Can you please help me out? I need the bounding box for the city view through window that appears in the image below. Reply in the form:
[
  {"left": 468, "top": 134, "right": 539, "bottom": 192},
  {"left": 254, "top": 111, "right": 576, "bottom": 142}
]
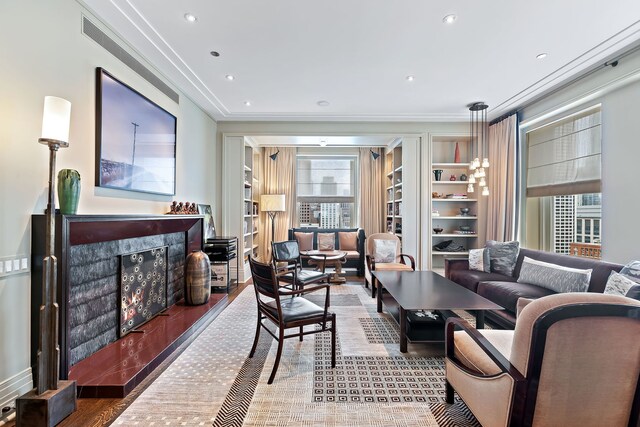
[
  {"left": 296, "top": 156, "right": 356, "bottom": 228},
  {"left": 552, "top": 193, "right": 602, "bottom": 258}
]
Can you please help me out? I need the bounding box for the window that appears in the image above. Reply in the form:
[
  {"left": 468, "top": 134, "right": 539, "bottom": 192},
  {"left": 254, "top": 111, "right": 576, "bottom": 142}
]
[
  {"left": 296, "top": 155, "right": 357, "bottom": 228},
  {"left": 523, "top": 106, "right": 602, "bottom": 258}
]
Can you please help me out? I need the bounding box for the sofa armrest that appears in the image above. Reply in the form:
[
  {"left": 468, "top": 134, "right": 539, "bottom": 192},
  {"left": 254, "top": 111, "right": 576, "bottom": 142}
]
[{"left": 445, "top": 258, "right": 470, "bottom": 279}]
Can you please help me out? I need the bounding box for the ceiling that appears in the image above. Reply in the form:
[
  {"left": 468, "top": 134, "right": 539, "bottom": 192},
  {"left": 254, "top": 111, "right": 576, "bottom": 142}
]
[{"left": 81, "top": 0, "right": 640, "bottom": 122}]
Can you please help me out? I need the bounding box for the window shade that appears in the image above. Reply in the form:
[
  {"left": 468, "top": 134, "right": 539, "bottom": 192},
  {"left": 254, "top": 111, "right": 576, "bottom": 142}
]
[
  {"left": 296, "top": 156, "right": 356, "bottom": 198},
  {"left": 526, "top": 106, "right": 601, "bottom": 197}
]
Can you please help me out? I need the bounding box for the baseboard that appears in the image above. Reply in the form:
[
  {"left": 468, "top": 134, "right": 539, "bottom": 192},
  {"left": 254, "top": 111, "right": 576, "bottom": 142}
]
[{"left": 0, "top": 368, "right": 33, "bottom": 411}]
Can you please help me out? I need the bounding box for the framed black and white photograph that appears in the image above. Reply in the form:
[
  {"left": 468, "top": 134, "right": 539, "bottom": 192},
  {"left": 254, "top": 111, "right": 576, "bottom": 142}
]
[
  {"left": 96, "top": 68, "right": 177, "bottom": 196},
  {"left": 198, "top": 204, "right": 216, "bottom": 240}
]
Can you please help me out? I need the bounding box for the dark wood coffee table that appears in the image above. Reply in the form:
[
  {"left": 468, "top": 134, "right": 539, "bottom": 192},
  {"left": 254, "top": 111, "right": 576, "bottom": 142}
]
[{"left": 372, "top": 271, "right": 503, "bottom": 352}]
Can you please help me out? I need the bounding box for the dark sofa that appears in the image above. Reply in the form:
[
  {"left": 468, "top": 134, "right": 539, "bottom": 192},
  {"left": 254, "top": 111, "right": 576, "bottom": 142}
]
[
  {"left": 288, "top": 227, "right": 366, "bottom": 276},
  {"left": 445, "top": 247, "right": 624, "bottom": 329}
]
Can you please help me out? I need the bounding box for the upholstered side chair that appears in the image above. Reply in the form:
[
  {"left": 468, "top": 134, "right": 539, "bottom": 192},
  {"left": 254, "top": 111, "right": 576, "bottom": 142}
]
[
  {"left": 445, "top": 293, "right": 640, "bottom": 427},
  {"left": 365, "top": 233, "right": 415, "bottom": 298},
  {"left": 248, "top": 256, "right": 336, "bottom": 384}
]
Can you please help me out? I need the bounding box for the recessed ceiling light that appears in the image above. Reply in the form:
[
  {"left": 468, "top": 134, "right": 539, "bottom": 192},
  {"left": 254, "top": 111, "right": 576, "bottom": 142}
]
[
  {"left": 244, "top": 101, "right": 251, "bottom": 107},
  {"left": 210, "top": 51, "right": 220, "bottom": 57},
  {"left": 442, "top": 14, "right": 457, "bottom": 24},
  {"left": 536, "top": 53, "right": 548, "bottom": 59},
  {"left": 184, "top": 13, "right": 197, "bottom": 23},
  {"left": 225, "top": 75, "right": 235, "bottom": 81},
  {"left": 406, "top": 75, "right": 415, "bottom": 82},
  {"left": 317, "top": 100, "right": 330, "bottom": 107},
  {"left": 319, "top": 140, "right": 327, "bottom": 147}
]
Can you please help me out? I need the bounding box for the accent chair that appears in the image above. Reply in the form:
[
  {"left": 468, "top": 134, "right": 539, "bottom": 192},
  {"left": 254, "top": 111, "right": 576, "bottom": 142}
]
[
  {"left": 365, "top": 233, "right": 415, "bottom": 298},
  {"left": 271, "top": 240, "right": 329, "bottom": 290}
]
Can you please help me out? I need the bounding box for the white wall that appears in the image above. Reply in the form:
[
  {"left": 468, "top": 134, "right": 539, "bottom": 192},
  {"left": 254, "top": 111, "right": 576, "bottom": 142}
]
[
  {"left": 520, "top": 50, "right": 640, "bottom": 263},
  {"left": 0, "top": 0, "right": 217, "bottom": 408}
]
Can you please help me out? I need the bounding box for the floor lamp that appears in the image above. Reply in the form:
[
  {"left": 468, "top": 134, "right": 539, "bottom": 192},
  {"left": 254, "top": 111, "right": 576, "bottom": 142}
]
[
  {"left": 260, "top": 194, "right": 286, "bottom": 246},
  {"left": 17, "top": 97, "right": 77, "bottom": 426}
]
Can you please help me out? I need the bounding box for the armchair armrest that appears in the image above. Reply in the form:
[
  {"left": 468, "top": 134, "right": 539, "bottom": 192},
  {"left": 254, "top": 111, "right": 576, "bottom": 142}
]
[
  {"left": 398, "top": 253, "right": 416, "bottom": 270},
  {"left": 444, "top": 258, "right": 470, "bottom": 279},
  {"left": 445, "top": 317, "right": 524, "bottom": 381},
  {"left": 279, "top": 284, "right": 331, "bottom": 312}
]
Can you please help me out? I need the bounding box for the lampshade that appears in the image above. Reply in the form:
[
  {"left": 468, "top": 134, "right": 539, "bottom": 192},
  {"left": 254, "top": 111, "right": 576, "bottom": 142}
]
[
  {"left": 40, "top": 96, "right": 71, "bottom": 144},
  {"left": 260, "top": 194, "right": 286, "bottom": 212}
]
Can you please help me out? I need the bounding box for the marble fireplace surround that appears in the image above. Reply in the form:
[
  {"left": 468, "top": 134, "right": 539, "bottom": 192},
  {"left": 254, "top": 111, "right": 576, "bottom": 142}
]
[{"left": 30, "top": 214, "right": 204, "bottom": 383}]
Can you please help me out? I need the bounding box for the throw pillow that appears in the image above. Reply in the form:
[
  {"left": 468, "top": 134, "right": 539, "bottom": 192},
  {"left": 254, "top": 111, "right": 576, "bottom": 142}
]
[
  {"left": 373, "top": 239, "right": 397, "bottom": 263},
  {"left": 468, "top": 248, "right": 490, "bottom": 272},
  {"left": 294, "top": 232, "right": 314, "bottom": 252},
  {"left": 517, "top": 256, "right": 591, "bottom": 293},
  {"left": 317, "top": 232, "right": 335, "bottom": 251},
  {"left": 604, "top": 271, "right": 640, "bottom": 299},
  {"left": 486, "top": 240, "right": 520, "bottom": 276},
  {"left": 338, "top": 231, "right": 358, "bottom": 251},
  {"left": 620, "top": 260, "right": 640, "bottom": 283}
]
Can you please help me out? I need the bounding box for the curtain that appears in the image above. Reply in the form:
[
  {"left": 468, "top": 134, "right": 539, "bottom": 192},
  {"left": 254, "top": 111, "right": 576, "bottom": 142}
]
[
  {"left": 486, "top": 114, "right": 517, "bottom": 241},
  {"left": 357, "top": 147, "right": 385, "bottom": 237},
  {"left": 260, "top": 147, "right": 296, "bottom": 260}
]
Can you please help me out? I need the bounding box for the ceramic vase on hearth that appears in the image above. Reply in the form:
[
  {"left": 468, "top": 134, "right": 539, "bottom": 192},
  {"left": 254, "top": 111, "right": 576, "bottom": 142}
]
[
  {"left": 57, "top": 169, "right": 80, "bottom": 214},
  {"left": 185, "top": 250, "right": 211, "bottom": 305}
]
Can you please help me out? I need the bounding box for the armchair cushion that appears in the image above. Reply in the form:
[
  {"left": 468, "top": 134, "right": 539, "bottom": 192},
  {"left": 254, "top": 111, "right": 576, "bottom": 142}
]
[
  {"left": 318, "top": 233, "right": 335, "bottom": 250},
  {"left": 278, "top": 269, "right": 327, "bottom": 285},
  {"left": 338, "top": 231, "right": 358, "bottom": 251},
  {"left": 477, "top": 281, "right": 555, "bottom": 315},
  {"left": 373, "top": 239, "right": 397, "bottom": 263},
  {"left": 264, "top": 297, "right": 326, "bottom": 323},
  {"left": 373, "top": 262, "right": 413, "bottom": 271},
  {"left": 294, "top": 232, "right": 314, "bottom": 251},
  {"left": 453, "top": 329, "right": 514, "bottom": 375}
]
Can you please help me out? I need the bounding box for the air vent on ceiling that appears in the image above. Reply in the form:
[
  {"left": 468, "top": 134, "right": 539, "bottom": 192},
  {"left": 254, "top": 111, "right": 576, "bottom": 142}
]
[{"left": 82, "top": 16, "right": 179, "bottom": 104}]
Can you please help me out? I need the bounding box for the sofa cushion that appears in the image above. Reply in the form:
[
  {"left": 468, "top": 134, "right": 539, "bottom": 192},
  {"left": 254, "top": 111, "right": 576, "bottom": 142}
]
[
  {"left": 620, "top": 260, "right": 640, "bottom": 283},
  {"left": 486, "top": 241, "right": 520, "bottom": 276},
  {"left": 338, "top": 231, "right": 358, "bottom": 251},
  {"left": 517, "top": 256, "right": 591, "bottom": 293},
  {"left": 604, "top": 271, "right": 640, "bottom": 299},
  {"left": 343, "top": 250, "right": 360, "bottom": 259},
  {"left": 469, "top": 248, "right": 490, "bottom": 272},
  {"left": 449, "top": 270, "right": 517, "bottom": 293},
  {"left": 294, "top": 232, "right": 314, "bottom": 251},
  {"left": 477, "top": 281, "right": 556, "bottom": 314},
  {"left": 318, "top": 232, "right": 335, "bottom": 250}
]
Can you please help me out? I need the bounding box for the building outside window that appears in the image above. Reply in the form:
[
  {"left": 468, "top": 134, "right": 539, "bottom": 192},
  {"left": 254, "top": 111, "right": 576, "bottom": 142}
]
[{"left": 296, "top": 155, "right": 357, "bottom": 228}]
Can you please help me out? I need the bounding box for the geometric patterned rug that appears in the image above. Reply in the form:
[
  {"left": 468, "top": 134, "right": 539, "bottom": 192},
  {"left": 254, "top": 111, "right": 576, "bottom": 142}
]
[{"left": 113, "top": 283, "right": 481, "bottom": 426}]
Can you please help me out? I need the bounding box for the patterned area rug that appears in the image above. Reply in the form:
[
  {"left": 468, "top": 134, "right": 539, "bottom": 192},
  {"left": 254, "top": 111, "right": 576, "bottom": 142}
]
[{"left": 113, "top": 283, "right": 481, "bottom": 426}]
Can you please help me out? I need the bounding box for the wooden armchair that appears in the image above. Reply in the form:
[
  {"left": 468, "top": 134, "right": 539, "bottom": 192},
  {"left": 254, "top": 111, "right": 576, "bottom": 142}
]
[
  {"left": 248, "top": 256, "right": 336, "bottom": 384},
  {"left": 271, "top": 240, "right": 329, "bottom": 290},
  {"left": 445, "top": 293, "right": 640, "bottom": 427},
  {"left": 364, "top": 233, "right": 415, "bottom": 298}
]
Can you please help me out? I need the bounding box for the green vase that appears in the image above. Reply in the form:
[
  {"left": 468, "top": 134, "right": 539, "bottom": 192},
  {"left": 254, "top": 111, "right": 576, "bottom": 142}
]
[{"left": 57, "top": 169, "right": 81, "bottom": 215}]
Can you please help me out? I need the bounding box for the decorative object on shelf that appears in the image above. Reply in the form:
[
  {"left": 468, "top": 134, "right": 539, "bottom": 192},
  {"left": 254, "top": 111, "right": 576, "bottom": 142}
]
[
  {"left": 459, "top": 225, "right": 472, "bottom": 232},
  {"left": 395, "top": 222, "right": 402, "bottom": 234},
  {"left": 432, "top": 192, "right": 442, "bottom": 198},
  {"left": 468, "top": 102, "right": 490, "bottom": 196},
  {"left": 261, "top": 194, "right": 286, "bottom": 244},
  {"left": 433, "top": 240, "right": 466, "bottom": 252},
  {"left": 454, "top": 142, "right": 461, "bottom": 163},
  {"left": 168, "top": 201, "right": 199, "bottom": 214},
  {"left": 445, "top": 194, "right": 468, "bottom": 199},
  {"left": 432, "top": 208, "right": 440, "bottom": 217},
  {"left": 184, "top": 250, "right": 211, "bottom": 305},
  {"left": 17, "top": 96, "right": 77, "bottom": 426},
  {"left": 57, "top": 169, "right": 80, "bottom": 215},
  {"left": 459, "top": 207, "right": 471, "bottom": 216},
  {"left": 460, "top": 173, "right": 467, "bottom": 181},
  {"left": 370, "top": 148, "right": 380, "bottom": 160},
  {"left": 449, "top": 174, "right": 457, "bottom": 181},
  {"left": 433, "top": 227, "right": 443, "bottom": 234},
  {"left": 197, "top": 204, "right": 216, "bottom": 239},
  {"left": 433, "top": 169, "right": 443, "bottom": 181}
]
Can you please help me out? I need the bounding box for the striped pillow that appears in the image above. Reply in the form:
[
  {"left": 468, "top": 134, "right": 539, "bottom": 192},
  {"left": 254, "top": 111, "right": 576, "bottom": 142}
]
[{"left": 517, "top": 256, "right": 591, "bottom": 293}]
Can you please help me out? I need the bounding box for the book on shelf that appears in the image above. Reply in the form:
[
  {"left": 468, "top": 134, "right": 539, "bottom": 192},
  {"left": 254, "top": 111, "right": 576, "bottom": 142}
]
[{"left": 445, "top": 194, "right": 468, "bottom": 199}]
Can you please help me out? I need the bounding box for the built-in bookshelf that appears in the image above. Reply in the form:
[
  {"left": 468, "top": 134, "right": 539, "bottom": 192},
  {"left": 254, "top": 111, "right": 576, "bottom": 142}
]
[{"left": 385, "top": 145, "right": 403, "bottom": 238}]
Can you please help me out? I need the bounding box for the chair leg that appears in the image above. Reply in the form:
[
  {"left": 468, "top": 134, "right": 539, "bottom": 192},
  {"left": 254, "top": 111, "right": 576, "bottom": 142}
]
[
  {"left": 371, "top": 277, "right": 377, "bottom": 298},
  {"left": 299, "top": 325, "right": 303, "bottom": 341},
  {"left": 364, "top": 277, "right": 369, "bottom": 289},
  {"left": 249, "top": 314, "right": 261, "bottom": 358},
  {"left": 445, "top": 380, "right": 455, "bottom": 404},
  {"left": 268, "top": 328, "right": 285, "bottom": 384},
  {"left": 331, "top": 313, "right": 336, "bottom": 368}
]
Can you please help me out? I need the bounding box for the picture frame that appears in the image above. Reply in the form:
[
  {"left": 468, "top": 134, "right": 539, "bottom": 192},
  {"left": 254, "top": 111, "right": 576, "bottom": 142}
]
[
  {"left": 198, "top": 204, "right": 216, "bottom": 240},
  {"left": 95, "top": 68, "right": 177, "bottom": 196}
]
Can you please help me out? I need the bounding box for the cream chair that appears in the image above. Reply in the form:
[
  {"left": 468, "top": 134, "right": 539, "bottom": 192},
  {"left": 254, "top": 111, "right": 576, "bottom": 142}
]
[
  {"left": 445, "top": 293, "right": 640, "bottom": 427},
  {"left": 364, "top": 233, "right": 415, "bottom": 298}
]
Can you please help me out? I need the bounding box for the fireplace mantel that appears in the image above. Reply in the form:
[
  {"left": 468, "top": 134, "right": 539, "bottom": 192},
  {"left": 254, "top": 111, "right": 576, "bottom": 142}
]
[{"left": 30, "top": 214, "right": 204, "bottom": 381}]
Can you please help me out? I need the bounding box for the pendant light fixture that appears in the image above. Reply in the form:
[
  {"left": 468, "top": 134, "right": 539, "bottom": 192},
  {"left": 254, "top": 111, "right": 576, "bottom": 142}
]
[{"left": 468, "top": 102, "right": 490, "bottom": 197}]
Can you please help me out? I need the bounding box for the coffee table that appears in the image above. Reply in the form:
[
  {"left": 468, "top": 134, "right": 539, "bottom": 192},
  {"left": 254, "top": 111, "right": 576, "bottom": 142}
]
[
  {"left": 301, "top": 250, "right": 348, "bottom": 283},
  {"left": 372, "top": 270, "right": 503, "bottom": 352}
]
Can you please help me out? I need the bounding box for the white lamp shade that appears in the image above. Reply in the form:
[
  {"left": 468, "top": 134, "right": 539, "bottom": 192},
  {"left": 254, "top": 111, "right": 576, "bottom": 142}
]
[
  {"left": 467, "top": 184, "right": 474, "bottom": 193},
  {"left": 482, "top": 186, "right": 490, "bottom": 196},
  {"left": 260, "top": 194, "right": 286, "bottom": 212},
  {"left": 41, "top": 96, "right": 71, "bottom": 143}
]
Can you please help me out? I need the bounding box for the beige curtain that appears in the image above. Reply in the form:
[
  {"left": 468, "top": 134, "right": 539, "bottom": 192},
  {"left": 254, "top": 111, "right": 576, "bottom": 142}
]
[
  {"left": 358, "top": 147, "right": 385, "bottom": 238},
  {"left": 485, "top": 114, "right": 517, "bottom": 241},
  {"left": 260, "top": 147, "right": 296, "bottom": 260}
]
